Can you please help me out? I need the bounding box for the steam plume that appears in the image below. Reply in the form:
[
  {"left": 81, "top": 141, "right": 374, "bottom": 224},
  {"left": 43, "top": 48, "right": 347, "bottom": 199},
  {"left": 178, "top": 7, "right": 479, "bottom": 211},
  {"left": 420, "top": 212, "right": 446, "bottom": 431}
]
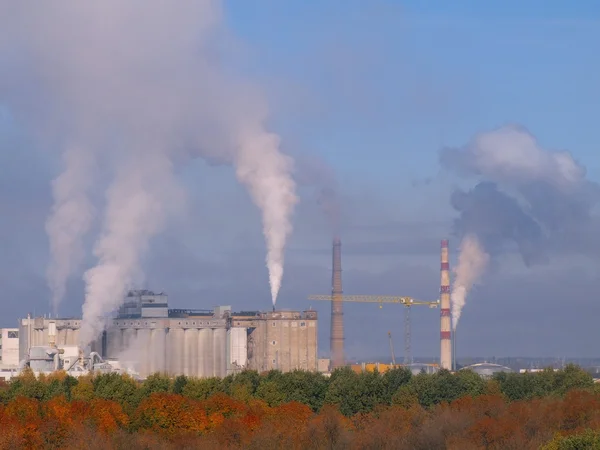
[
  {"left": 234, "top": 131, "right": 297, "bottom": 305},
  {"left": 80, "top": 151, "right": 181, "bottom": 346},
  {"left": 440, "top": 124, "right": 600, "bottom": 263},
  {"left": 45, "top": 147, "right": 95, "bottom": 314},
  {"left": 451, "top": 234, "right": 489, "bottom": 329},
  {"left": 2, "top": 1, "right": 297, "bottom": 343}
]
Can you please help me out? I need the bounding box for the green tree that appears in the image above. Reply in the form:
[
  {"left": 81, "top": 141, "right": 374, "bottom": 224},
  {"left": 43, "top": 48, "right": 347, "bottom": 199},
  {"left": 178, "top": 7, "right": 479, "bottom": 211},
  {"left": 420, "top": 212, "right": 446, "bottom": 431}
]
[
  {"left": 453, "top": 369, "right": 487, "bottom": 398},
  {"left": 392, "top": 384, "right": 419, "bottom": 408},
  {"left": 141, "top": 373, "right": 171, "bottom": 395},
  {"left": 324, "top": 367, "right": 365, "bottom": 416},
  {"left": 226, "top": 370, "right": 261, "bottom": 402},
  {"left": 541, "top": 429, "right": 600, "bottom": 450},
  {"left": 93, "top": 373, "right": 139, "bottom": 413},
  {"left": 182, "top": 377, "right": 222, "bottom": 400},
  {"left": 255, "top": 380, "right": 286, "bottom": 406},
  {"left": 553, "top": 364, "right": 594, "bottom": 395},
  {"left": 406, "top": 372, "right": 437, "bottom": 408},
  {"left": 382, "top": 367, "right": 412, "bottom": 403},
  {"left": 9, "top": 368, "right": 47, "bottom": 401},
  {"left": 172, "top": 375, "right": 188, "bottom": 394},
  {"left": 62, "top": 375, "right": 78, "bottom": 401},
  {"left": 279, "top": 370, "right": 328, "bottom": 412}
]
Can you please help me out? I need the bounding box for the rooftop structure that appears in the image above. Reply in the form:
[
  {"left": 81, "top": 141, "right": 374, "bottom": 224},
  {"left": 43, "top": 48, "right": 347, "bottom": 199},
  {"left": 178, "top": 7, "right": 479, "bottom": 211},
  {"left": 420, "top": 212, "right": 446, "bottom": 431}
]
[{"left": 462, "top": 362, "right": 513, "bottom": 377}]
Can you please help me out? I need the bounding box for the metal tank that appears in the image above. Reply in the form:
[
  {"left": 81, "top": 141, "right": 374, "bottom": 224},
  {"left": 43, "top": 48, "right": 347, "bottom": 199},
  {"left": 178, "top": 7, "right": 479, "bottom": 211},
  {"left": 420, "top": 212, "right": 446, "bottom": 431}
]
[
  {"left": 150, "top": 328, "right": 167, "bottom": 375},
  {"left": 198, "top": 329, "right": 212, "bottom": 378},
  {"left": 29, "top": 346, "right": 55, "bottom": 372},
  {"left": 213, "top": 328, "right": 227, "bottom": 378},
  {"left": 106, "top": 328, "right": 123, "bottom": 359},
  {"left": 136, "top": 328, "right": 152, "bottom": 378},
  {"left": 57, "top": 329, "right": 67, "bottom": 346},
  {"left": 183, "top": 328, "right": 199, "bottom": 377},
  {"left": 65, "top": 329, "right": 73, "bottom": 346},
  {"left": 122, "top": 328, "right": 136, "bottom": 351},
  {"left": 71, "top": 329, "right": 81, "bottom": 346},
  {"left": 168, "top": 328, "right": 185, "bottom": 376}
]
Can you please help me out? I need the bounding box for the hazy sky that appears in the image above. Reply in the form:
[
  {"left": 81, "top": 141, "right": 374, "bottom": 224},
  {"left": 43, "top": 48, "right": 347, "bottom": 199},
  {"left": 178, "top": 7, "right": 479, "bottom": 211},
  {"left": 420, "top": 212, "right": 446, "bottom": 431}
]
[{"left": 1, "top": 0, "right": 600, "bottom": 360}]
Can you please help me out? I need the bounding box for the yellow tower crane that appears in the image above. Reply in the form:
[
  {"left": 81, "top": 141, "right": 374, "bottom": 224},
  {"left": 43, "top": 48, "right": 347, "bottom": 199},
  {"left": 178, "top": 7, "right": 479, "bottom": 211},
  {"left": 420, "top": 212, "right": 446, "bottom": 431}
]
[{"left": 307, "top": 295, "right": 439, "bottom": 365}]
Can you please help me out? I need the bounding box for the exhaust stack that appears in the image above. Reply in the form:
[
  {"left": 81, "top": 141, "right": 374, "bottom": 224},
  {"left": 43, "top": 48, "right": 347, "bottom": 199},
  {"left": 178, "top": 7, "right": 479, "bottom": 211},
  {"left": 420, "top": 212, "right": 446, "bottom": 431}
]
[
  {"left": 440, "top": 239, "right": 452, "bottom": 370},
  {"left": 330, "top": 237, "right": 344, "bottom": 370}
]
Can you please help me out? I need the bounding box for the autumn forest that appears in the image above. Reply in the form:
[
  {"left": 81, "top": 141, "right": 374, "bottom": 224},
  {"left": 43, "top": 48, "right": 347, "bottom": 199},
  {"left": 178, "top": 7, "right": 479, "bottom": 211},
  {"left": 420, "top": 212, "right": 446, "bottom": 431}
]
[{"left": 1, "top": 365, "right": 600, "bottom": 449}]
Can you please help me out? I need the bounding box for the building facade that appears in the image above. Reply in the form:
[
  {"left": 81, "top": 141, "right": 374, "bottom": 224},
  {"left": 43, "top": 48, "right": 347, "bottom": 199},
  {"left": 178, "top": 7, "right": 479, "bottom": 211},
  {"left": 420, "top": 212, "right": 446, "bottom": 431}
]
[
  {"left": 17, "top": 291, "right": 319, "bottom": 378},
  {"left": 0, "top": 328, "right": 19, "bottom": 367},
  {"left": 233, "top": 310, "right": 318, "bottom": 373}
]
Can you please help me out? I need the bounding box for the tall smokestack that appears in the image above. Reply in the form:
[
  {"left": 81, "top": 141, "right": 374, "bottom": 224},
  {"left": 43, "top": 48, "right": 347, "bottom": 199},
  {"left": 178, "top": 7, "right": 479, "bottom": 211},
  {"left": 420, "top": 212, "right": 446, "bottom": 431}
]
[
  {"left": 440, "top": 239, "right": 452, "bottom": 370},
  {"left": 330, "top": 237, "right": 344, "bottom": 370}
]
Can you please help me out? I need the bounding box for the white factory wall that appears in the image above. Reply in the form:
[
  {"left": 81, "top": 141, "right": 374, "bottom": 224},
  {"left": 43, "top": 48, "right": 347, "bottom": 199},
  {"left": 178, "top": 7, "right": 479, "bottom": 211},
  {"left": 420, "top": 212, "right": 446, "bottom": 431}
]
[
  {"left": 227, "top": 327, "right": 248, "bottom": 374},
  {"left": 0, "top": 328, "right": 20, "bottom": 367}
]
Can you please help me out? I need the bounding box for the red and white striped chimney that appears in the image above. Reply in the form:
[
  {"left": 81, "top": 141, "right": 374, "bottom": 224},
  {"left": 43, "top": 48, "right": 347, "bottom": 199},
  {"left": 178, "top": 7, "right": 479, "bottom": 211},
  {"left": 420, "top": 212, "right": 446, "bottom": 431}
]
[{"left": 440, "top": 239, "right": 452, "bottom": 370}]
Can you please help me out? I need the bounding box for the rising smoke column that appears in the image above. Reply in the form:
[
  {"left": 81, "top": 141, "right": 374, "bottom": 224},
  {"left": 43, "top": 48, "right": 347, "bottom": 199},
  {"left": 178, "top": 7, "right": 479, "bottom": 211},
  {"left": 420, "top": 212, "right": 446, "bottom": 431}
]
[
  {"left": 233, "top": 130, "right": 297, "bottom": 306},
  {"left": 451, "top": 234, "right": 489, "bottom": 330},
  {"left": 45, "top": 147, "right": 95, "bottom": 315},
  {"left": 1, "top": 1, "right": 298, "bottom": 345},
  {"left": 79, "top": 150, "right": 182, "bottom": 346}
]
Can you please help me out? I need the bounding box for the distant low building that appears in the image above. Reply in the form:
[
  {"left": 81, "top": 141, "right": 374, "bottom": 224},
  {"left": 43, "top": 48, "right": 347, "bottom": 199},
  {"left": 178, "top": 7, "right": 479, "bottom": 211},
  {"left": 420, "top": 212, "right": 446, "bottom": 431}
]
[{"left": 462, "top": 362, "right": 512, "bottom": 378}]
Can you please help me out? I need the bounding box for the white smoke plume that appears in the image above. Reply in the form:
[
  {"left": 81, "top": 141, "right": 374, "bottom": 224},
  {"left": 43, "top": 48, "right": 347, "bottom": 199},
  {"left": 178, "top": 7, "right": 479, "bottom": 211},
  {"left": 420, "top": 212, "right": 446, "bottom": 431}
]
[
  {"left": 441, "top": 124, "right": 586, "bottom": 191},
  {"left": 234, "top": 131, "right": 297, "bottom": 305},
  {"left": 45, "top": 146, "right": 95, "bottom": 315},
  {"left": 441, "top": 124, "right": 600, "bottom": 265},
  {"left": 79, "top": 151, "right": 182, "bottom": 346},
  {"left": 1, "top": 1, "right": 297, "bottom": 345},
  {"left": 451, "top": 234, "right": 489, "bottom": 330}
]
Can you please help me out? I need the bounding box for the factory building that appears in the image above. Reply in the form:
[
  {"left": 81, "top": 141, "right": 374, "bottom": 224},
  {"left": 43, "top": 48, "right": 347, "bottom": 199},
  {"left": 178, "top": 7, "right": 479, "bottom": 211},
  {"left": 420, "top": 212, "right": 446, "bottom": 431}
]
[
  {"left": 16, "top": 290, "right": 318, "bottom": 378},
  {"left": 0, "top": 328, "right": 20, "bottom": 367},
  {"left": 232, "top": 310, "right": 318, "bottom": 373},
  {"left": 18, "top": 316, "right": 103, "bottom": 362}
]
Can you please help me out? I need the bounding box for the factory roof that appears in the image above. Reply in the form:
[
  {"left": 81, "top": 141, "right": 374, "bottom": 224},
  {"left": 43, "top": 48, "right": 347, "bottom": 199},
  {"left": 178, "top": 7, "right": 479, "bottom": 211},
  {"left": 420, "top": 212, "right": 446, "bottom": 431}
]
[
  {"left": 462, "top": 362, "right": 513, "bottom": 376},
  {"left": 168, "top": 309, "right": 214, "bottom": 318}
]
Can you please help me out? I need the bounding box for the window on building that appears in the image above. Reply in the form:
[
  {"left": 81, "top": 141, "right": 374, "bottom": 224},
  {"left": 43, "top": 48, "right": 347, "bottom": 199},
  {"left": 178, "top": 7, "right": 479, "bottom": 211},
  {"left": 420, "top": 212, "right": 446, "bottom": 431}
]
[
  {"left": 272, "top": 322, "right": 276, "bottom": 327},
  {"left": 7, "top": 331, "right": 18, "bottom": 339},
  {"left": 300, "top": 322, "right": 306, "bottom": 327},
  {"left": 272, "top": 340, "right": 276, "bottom": 345},
  {"left": 272, "top": 359, "right": 276, "bottom": 364}
]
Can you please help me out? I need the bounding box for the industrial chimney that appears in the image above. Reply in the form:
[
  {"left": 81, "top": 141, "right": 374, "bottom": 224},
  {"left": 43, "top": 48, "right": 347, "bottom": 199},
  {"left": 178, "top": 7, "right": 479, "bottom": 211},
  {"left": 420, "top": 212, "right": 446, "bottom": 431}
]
[
  {"left": 330, "top": 237, "right": 344, "bottom": 370},
  {"left": 440, "top": 239, "right": 452, "bottom": 370}
]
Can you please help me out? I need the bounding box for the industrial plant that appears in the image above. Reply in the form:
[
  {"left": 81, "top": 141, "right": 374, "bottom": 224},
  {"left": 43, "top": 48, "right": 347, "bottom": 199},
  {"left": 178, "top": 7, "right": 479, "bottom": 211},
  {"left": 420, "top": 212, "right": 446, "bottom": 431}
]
[
  {"left": 1, "top": 237, "right": 457, "bottom": 381},
  {"left": 0, "top": 290, "right": 318, "bottom": 381}
]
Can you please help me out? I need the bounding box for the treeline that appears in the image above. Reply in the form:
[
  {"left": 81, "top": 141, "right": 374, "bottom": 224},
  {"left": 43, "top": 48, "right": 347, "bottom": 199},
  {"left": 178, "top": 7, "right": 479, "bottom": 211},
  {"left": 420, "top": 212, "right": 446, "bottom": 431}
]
[{"left": 0, "top": 365, "right": 598, "bottom": 449}]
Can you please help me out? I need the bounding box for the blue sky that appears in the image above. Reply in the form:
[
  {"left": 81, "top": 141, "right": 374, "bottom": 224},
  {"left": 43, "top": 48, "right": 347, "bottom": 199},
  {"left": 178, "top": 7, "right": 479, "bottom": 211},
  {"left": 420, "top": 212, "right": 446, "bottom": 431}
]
[
  {"left": 1, "top": 1, "right": 600, "bottom": 360},
  {"left": 225, "top": 0, "right": 600, "bottom": 181}
]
